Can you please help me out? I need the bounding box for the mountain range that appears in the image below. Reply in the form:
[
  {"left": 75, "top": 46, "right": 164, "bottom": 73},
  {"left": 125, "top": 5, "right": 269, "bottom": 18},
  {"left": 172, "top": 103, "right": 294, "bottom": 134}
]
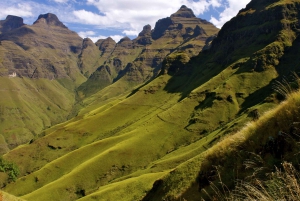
[
  {"left": 0, "top": 6, "right": 218, "bottom": 152},
  {"left": 1, "top": 0, "right": 300, "bottom": 200}
]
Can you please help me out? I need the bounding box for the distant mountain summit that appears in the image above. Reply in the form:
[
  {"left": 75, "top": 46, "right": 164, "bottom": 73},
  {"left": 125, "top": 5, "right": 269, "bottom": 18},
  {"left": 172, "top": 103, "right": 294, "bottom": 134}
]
[
  {"left": 0, "top": 15, "right": 24, "bottom": 33},
  {"left": 0, "top": 12, "right": 83, "bottom": 79},
  {"left": 77, "top": 5, "right": 219, "bottom": 97},
  {"left": 171, "top": 5, "right": 196, "bottom": 18},
  {"left": 33, "top": 13, "right": 67, "bottom": 28},
  {"left": 151, "top": 5, "right": 212, "bottom": 39}
]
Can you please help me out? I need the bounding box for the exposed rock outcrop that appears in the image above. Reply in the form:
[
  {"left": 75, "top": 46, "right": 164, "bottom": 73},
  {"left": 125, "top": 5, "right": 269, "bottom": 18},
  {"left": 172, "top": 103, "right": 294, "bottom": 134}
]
[
  {"left": 0, "top": 13, "right": 83, "bottom": 80},
  {"left": 0, "top": 15, "right": 25, "bottom": 33},
  {"left": 171, "top": 5, "right": 196, "bottom": 18},
  {"left": 136, "top": 25, "right": 152, "bottom": 45}
]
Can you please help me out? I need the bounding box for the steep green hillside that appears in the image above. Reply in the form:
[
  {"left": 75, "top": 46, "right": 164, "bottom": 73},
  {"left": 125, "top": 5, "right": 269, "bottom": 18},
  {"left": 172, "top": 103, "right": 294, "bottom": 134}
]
[
  {"left": 3, "top": 0, "right": 300, "bottom": 200},
  {"left": 0, "top": 77, "right": 75, "bottom": 153},
  {"left": 0, "top": 14, "right": 88, "bottom": 151}
]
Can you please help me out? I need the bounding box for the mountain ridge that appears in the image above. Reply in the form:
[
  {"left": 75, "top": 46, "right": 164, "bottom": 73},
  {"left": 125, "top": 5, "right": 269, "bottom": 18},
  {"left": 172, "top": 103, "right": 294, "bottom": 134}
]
[
  {"left": 0, "top": 7, "right": 218, "bottom": 152},
  {"left": 76, "top": 5, "right": 219, "bottom": 98}
]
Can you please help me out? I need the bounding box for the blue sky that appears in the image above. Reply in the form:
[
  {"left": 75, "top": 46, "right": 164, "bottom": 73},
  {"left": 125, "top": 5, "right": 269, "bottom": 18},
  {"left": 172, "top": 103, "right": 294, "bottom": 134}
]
[{"left": 0, "top": 0, "right": 251, "bottom": 42}]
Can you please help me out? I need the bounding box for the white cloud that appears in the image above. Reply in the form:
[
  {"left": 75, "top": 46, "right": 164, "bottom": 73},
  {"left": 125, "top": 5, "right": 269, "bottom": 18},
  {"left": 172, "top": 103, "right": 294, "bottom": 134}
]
[
  {"left": 73, "top": 0, "right": 224, "bottom": 36},
  {"left": 53, "top": 0, "right": 69, "bottom": 3},
  {"left": 0, "top": 0, "right": 251, "bottom": 41},
  {"left": 78, "top": 30, "right": 124, "bottom": 43},
  {"left": 0, "top": 3, "right": 33, "bottom": 19},
  {"left": 122, "top": 30, "right": 139, "bottom": 36},
  {"left": 110, "top": 35, "right": 124, "bottom": 43},
  {"left": 78, "top": 30, "right": 96, "bottom": 37},
  {"left": 0, "top": 0, "right": 78, "bottom": 26},
  {"left": 210, "top": 0, "right": 251, "bottom": 28}
]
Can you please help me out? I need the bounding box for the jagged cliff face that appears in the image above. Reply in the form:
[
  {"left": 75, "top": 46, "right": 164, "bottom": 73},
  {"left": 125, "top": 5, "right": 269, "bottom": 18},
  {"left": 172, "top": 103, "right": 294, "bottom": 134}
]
[
  {"left": 0, "top": 15, "right": 24, "bottom": 33},
  {"left": 0, "top": 13, "right": 86, "bottom": 84},
  {"left": 0, "top": 14, "right": 91, "bottom": 150},
  {"left": 78, "top": 5, "right": 219, "bottom": 97},
  {"left": 209, "top": 0, "right": 299, "bottom": 70}
]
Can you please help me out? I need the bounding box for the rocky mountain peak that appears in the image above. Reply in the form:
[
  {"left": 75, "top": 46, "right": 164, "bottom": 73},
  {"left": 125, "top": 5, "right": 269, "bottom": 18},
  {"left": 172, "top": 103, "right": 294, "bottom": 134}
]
[
  {"left": 82, "top": 38, "right": 94, "bottom": 49},
  {"left": 171, "top": 5, "right": 196, "bottom": 18},
  {"left": 118, "top": 36, "right": 131, "bottom": 43},
  {"left": 0, "top": 15, "right": 24, "bottom": 32},
  {"left": 136, "top": 24, "right": 152, "bottom": 45},
  {"left": 33, "top": 13, "right": 67, "bottom": 28},
  {"left": 138, "top": 24, "right": 152, "bottom": 37},
  {"left": 152, "top": 5, "right": 206, "bottom": 40},
  {"left": 180, "top": 5, "right": 188, "bottom": 9},
  {"left": 95, "top": 37, "right": 116, "bottom": 52},
  {"left": 5, "top": 15, "right": 24, "bottom": 24}
]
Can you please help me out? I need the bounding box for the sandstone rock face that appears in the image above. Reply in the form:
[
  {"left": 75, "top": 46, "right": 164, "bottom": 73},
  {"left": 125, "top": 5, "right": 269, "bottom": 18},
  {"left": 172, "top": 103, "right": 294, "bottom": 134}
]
[
  {"left": 151, "top": 17, "right": 174, "bottom": 40},
  {"left": 139, "top": 24, "right": 152, "bottom": 37},
  {"left": 136, "top": 24, "right": 153, "bottom": 45},
  {"left": 0, "top": 13, "right": 86, "bottom": 83}
]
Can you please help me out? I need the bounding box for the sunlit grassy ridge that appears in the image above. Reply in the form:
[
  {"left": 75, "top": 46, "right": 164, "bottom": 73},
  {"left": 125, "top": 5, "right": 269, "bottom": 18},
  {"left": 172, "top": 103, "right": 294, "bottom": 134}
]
[{"left": 0, "top": 190, "right": 26, "bottom": 201}]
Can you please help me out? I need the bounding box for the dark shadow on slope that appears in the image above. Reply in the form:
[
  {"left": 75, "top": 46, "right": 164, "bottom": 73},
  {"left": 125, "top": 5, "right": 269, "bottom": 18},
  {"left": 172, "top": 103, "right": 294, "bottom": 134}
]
[
  {"left": 238, "top": 82, "right": 275, "bottom": 115},
  {"left": 162, "top": 51, "right": 215, "bottom": 100},
  {"left": 126, "top": 79, "right": 153, "bottom": 98},
  {"left": 275, "top": 35, "right": 300, "bottom": 75}
]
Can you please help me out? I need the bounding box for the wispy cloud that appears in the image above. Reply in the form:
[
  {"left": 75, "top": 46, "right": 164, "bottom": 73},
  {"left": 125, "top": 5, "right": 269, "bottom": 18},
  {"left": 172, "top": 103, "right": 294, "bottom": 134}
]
[
  {"left": 0, "top": 2, "right": 33, "bottom": 19},
  {"left": 122, "top": 30, "right": 139, "bottom": 36},
  {"left": 210, "top": 0, "right": 251, "bottom": 28},
  {"left": 52, "top": 0, "right": 69, "bottom": 3}
]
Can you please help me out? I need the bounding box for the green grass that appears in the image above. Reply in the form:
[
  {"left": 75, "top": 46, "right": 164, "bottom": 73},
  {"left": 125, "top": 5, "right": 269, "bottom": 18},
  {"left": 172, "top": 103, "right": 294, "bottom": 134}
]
[
  {"left": 0, "top": 77, "right": 75, "bottom": 151},
  {"left": 0, "top": 190, "right": 26, "bottom": 201},
  {"left": 155, "top": 89, "right": 300, "bottom": 200},
  {"left": 2, "top": 61, "right": 280, "bottom": 201}
]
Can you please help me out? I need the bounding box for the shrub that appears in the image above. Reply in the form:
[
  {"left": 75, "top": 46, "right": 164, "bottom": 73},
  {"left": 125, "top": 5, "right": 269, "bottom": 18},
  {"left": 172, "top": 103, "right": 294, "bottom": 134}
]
[{"left": 0, "top": 157, "right": 19, "bottom": 182}]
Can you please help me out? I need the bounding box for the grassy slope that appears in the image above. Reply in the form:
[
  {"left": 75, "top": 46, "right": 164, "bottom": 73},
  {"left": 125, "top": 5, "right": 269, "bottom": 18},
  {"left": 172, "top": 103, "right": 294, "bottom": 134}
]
[
  {"left": 0, "top": 190, "right": 26, "bottom": 201},
  {"left": 3, "top": 0, "right": 300, "bottom": 200},
  {"left": 0, "top": 21, "right": 87, "bottom": 151},
  {"left": 0, "top": 77, "right": 75, "bottom": 152},
  {"left": 154, "top": 88, "right": 300, "bottom": 201},
  {"left": 2, "top": 60, "right": 278, "bottom": 200}
]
